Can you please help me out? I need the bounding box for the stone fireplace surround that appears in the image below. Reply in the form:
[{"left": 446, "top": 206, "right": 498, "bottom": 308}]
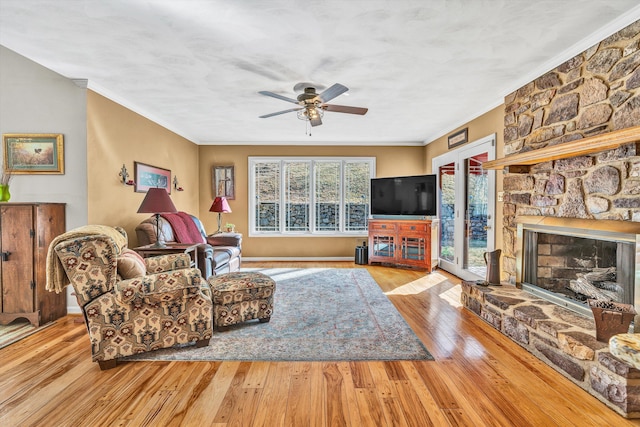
[
  {"left": 464, "top": 20, "right": 640, "bottom": 418},
  {"left": 468, "top": 134, "right": 640, "bottom": 416},
  {"left": 461, "top": 215, "right": 640, "bottom": 417}
]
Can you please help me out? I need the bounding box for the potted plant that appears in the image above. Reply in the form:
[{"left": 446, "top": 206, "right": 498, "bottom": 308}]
[
  {"left": 0, "top": 166, "right": 11, "bottom": 202},
  {"left": 225, "top": 223, "right": 235, "bottom": 233}
]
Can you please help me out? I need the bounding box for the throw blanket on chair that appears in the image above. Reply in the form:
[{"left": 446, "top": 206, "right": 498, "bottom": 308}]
[
  {"left": 160, "top": 212, "right": 206, "bottom": 244},
  {"left": 46, "top": 225, "right": 128, "bottom": 294}
]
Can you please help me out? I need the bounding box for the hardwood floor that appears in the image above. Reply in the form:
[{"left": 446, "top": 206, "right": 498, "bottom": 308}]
[{"left": 1, "top": 261, "right": 637, "bottom": 426}]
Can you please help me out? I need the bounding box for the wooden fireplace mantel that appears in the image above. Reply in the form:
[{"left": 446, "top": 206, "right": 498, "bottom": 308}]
[{"left": 482, "top": 125, "right": 640, "bottom": 172}]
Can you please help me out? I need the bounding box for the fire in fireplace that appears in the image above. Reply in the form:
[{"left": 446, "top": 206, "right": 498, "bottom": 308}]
[{"left": 516, "top": 216, "right": 640, "bottom": 324}]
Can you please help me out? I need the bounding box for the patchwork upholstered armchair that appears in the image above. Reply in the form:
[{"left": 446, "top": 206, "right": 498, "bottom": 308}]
[{"left": 47, "top": 225, "right": 213, "bottom": 370}]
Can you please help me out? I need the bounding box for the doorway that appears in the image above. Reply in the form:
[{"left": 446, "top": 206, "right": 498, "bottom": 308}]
[{"left": 432, "top": 134, "right": 496, "bottom": 281}]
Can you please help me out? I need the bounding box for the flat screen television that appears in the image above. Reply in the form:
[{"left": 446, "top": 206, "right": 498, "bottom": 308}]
[{"left": 370, "top": 174, "right": 437, "bottom": 218}]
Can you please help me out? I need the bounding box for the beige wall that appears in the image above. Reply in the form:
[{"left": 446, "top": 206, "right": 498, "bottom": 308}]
[
  {"left": 86, "top": 92, "right": 427, "bottom": 258},
  {"left": 424, "top": 105, "right": 505, "bottom": 171},
  {"left": 87, "top": 91, "right": 200, "bottom": 247},
  {"left": 198, "top": 145, "right": 426, "bottom": 258},
  {"left": 424, "top": 105, "right": 505, "bottom": 251},
  {"left": 86, "top": 88, "right": 503, "bottom": 259}
]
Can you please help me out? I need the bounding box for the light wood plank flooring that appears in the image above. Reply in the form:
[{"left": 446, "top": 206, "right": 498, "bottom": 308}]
[{"left": 1, "top": 261, "right": 637, "bottom": 426}]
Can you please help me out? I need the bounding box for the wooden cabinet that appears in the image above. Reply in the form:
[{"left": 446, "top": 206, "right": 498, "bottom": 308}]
[
  {"left": 368, "top": 219, "right": 436, "bottom": 271},
  {"left": 0, "top": 203, "right": 66, "bottom": 327}
]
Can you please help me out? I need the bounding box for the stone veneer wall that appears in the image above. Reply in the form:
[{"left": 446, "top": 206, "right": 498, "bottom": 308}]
[{"left": 501, "top": 20, "right": 640, "bottom": 284}]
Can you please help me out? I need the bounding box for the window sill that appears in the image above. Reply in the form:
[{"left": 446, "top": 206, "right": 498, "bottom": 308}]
[{"left": 249, "top": 232, "right": 368, "bottom": 238}]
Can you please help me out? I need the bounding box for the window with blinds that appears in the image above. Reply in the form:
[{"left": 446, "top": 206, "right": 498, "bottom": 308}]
[{"left": 249, "top": 157, "right": 375, "bottom": 236}]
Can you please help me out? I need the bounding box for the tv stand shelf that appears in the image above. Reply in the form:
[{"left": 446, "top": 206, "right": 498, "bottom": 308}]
[{"left": 368, "top": 218, "right": 437, "bottom": 271}]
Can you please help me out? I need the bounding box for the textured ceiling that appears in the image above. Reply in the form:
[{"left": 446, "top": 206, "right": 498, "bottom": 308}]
[{"left": 1, "top": 0, "right": 639, "bottom": 145}]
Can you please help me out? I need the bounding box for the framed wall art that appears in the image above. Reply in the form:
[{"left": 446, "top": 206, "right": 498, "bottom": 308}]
[
  {"left": 134, "top": 161, "right": 171, "bottom": 194},
  {"left": 2, "top": 133, "right": 64, "bottom": 174},
  {"left": 447, "top": 128, "right": 468, "bottom": 149},
  {"left": 213, "top": 165, "right": 235, "bottom": 199}
]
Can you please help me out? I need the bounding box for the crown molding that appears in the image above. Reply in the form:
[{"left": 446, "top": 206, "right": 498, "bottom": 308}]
[{"left": 199, "top": 140, "right": 425, "bottom": 146}]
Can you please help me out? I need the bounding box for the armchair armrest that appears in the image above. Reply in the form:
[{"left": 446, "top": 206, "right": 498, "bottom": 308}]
[
  {"left": 206, "top": 232, "right": 242, "bottom": 248},
  {"left": 144, "top": 253, "right": 192, "bottom": 273},
  {"left": 196, "top": 243, "right": 214, "bottom": 279},
  {"left": 115, "top": 268, "right": 204, "bottom": 304}
]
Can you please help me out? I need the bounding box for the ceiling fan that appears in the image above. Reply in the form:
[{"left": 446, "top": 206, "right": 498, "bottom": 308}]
[{"left": 258, "top": 83, "right": 368, "bottom": 127}]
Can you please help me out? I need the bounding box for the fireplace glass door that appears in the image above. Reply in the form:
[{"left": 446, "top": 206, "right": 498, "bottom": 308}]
[
  {"left": 521, "top": 227, "right": 636, "bottom": 316},
  {"left": 433, "top": 135, "right": 496, "bottom": 281}
]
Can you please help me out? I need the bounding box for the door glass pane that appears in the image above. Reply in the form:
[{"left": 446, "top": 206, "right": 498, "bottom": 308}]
[
  {"left": 465, "top": 152, "right": 489, "bottom": 277},
  {"left": 438, "top": 162, "right": 456, "bottom": 263},
  {"left": 284, "top": 161, "right": 310, "bottom": 232}
]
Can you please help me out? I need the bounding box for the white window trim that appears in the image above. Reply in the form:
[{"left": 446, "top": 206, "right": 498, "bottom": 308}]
[{"left": 249, "top": 156, "right": 375, "bottom": 237}]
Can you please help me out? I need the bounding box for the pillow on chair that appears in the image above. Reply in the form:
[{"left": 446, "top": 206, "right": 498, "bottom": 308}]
[{"left": 117, "top": 248, "right": 146, "bottom": 279}]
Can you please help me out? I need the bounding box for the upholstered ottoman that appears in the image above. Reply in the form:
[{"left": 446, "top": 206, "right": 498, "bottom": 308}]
[{"left": 208, "top": 272, "right": 275, "bottom": 329}]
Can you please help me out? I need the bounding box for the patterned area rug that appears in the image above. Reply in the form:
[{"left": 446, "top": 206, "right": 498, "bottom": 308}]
[{"left": 125, "top": 268, "right": 433, "bottom": 362}]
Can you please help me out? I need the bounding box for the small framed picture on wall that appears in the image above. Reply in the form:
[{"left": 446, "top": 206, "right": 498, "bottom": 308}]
[
  {"left": 213, "top": 165, "right": 235, "bottom": 200},
  {"left": 447, "top": 128, "right": 468, "bottom": 149},
  {"left": 134, "top": 161, "right": 171, "bottom": 194}
]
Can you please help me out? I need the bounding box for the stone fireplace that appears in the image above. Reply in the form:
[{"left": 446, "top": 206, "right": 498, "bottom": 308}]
[
  {"left": 516, "top": 216, "right": 640, "bottom": 323},
  {"left": 460, "top": 19, "right": 640, "bottom": 418},
  {"left": 498, "top": 19, "right": 640, "bottom": 286},
  {"left": 461, "top": 215, "right": 640, "bottom": 418}
]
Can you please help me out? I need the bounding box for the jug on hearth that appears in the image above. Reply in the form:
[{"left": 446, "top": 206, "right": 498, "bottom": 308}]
[{"left": 484, "top": 249, "right": 501, "bottom": 285}]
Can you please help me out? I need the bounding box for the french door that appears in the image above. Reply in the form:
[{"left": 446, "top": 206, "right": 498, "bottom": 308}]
[{"left": 432, "top": 134, "right": 496, "bottom": 281}]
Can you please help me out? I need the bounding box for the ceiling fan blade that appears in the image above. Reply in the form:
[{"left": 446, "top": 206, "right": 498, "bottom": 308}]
[
  {"left": 318, "top": 83, "right": 348, "bottom": 103},
  {"left": 258, "top": 91, "right": 299, "bottom": 104},
  {"left": 321, "top": 104, "right": 368, "bottom": 115},
  {"left": 259, "top": 107, "right": 302, "bottom": 118}
]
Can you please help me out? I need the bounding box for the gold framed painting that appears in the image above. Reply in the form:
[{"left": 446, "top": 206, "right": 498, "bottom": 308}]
[{"left": 2, "top": 133, "right": 64, "bottom": 174}]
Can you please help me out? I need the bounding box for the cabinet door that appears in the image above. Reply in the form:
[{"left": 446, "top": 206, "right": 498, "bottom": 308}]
[
  {"left": 399, "top": 235, "right": 427, "bottom": 263},
  {"left": 369, "top": 221, "right": 396, "bottom": 262},
  {"left": 1, "top": 206, "right": 34, "bottom": 314},
  {"left": 371, "top": 233, "right": 396, "bottom": 260}
]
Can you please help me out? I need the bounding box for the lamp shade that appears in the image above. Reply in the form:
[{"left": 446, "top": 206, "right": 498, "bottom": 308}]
[
  {"left": 209, "top": 196, "right": 232, "bottom": 213},
  {"left": 137, "top": 188, "right": 177, "bottom": 214}
]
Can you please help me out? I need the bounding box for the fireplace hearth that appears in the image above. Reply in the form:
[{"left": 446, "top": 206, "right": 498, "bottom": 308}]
[{"left": 460, "top": 280, "right": 640, "bottom": 417}]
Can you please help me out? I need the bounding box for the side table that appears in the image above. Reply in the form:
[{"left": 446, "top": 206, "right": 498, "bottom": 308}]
[
  {"left": 207, "top": 232, "right": 242, "bottom": 247},
  {"left": 134, "top": 243, "right": 199, "bottom": 270}
]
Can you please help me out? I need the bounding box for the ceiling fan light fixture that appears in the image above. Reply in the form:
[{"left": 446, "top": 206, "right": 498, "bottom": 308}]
[
  {"left": 297, "top": 107, "right": 323, "bottom": 121},
  {"left": 259, "top": 83, "right": 366, "bottom": 127}
]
